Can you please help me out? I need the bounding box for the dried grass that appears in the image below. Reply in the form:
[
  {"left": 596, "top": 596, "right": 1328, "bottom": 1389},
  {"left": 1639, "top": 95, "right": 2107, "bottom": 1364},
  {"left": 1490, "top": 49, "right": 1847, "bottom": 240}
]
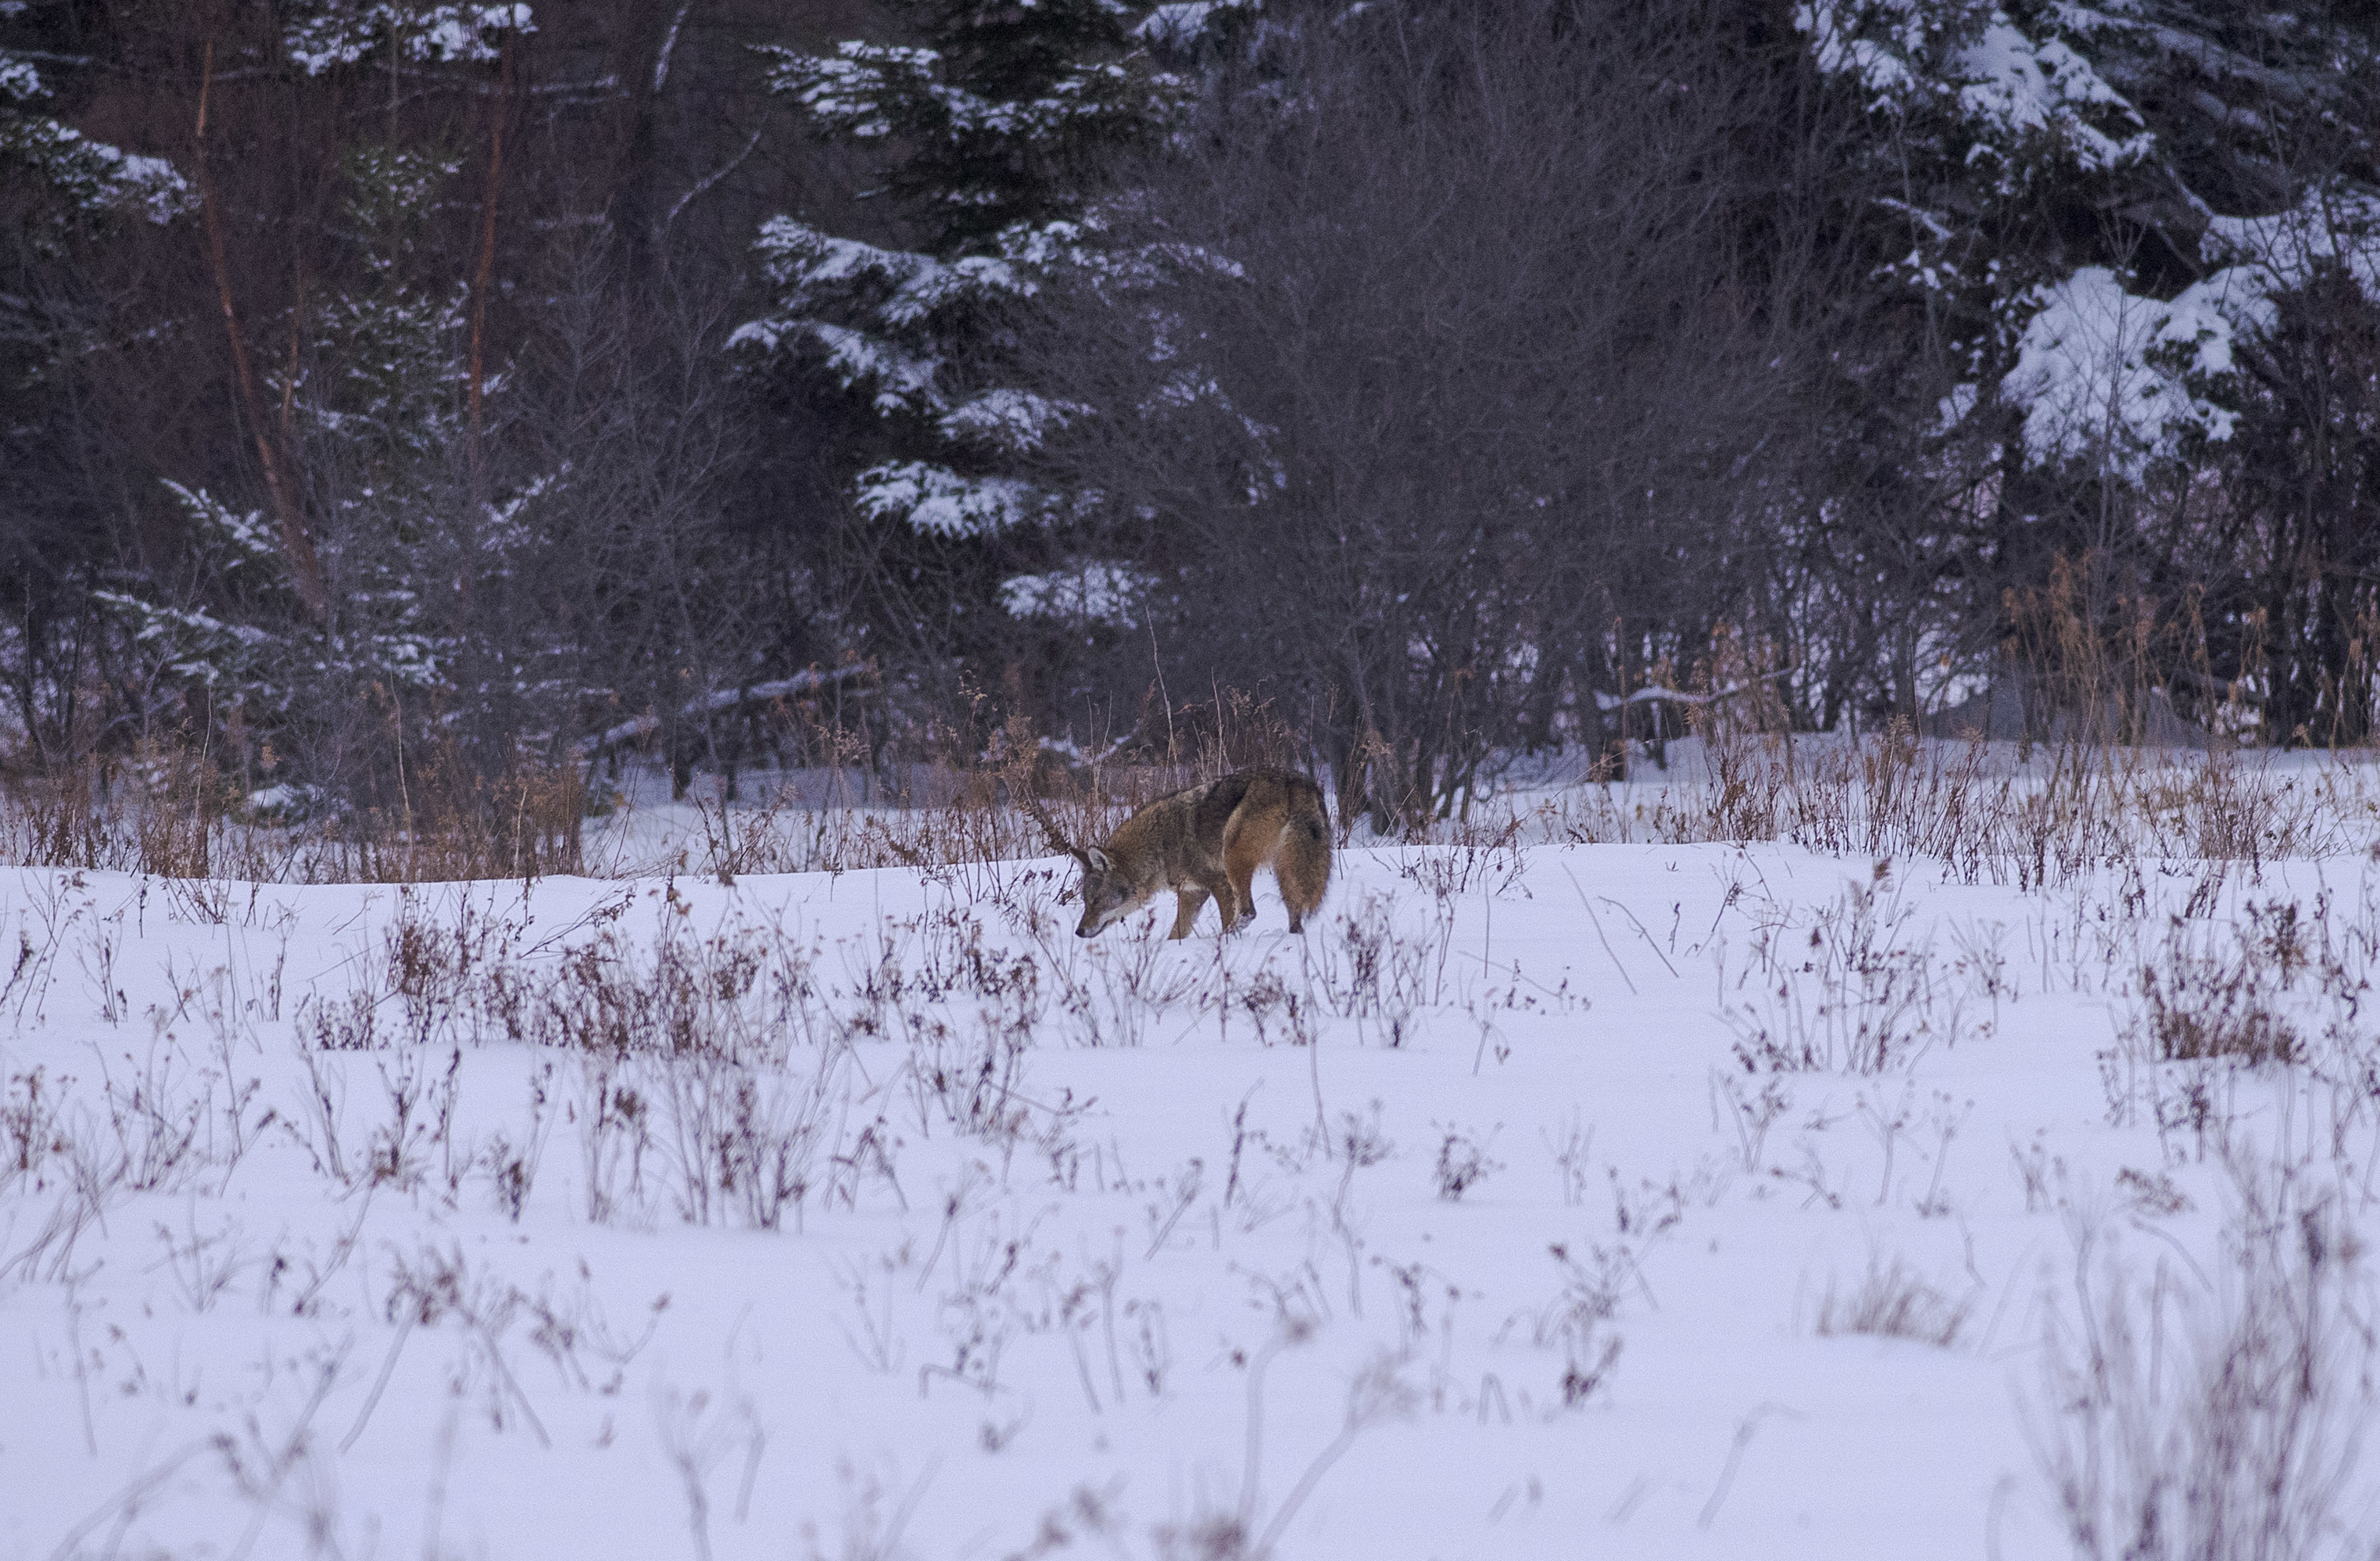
[
  {"left": 8, "top": 637, "right": 2379, "bottom": 893},
  {"left": 0, "top": 745, "right": 584, "bottom": 885},
  {"left": 2038, "top": 1154, "right": 2372, "bottom": 1561},
  {"left": 1814, "top": 1256, "right": 1972, "bottom": 1348}
]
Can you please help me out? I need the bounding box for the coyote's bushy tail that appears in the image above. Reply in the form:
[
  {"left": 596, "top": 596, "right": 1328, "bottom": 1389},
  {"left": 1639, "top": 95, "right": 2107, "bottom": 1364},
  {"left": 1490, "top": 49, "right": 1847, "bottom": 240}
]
[{"left": 1278, "top": 792, "right": 1332, "bottom": 929}]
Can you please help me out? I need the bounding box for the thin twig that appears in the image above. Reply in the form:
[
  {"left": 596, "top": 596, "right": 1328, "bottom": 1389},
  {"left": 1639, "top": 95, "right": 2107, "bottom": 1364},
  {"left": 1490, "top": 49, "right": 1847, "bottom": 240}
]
[{"left": 1564, "top": 868, "right": 1635, "bottom": 996}]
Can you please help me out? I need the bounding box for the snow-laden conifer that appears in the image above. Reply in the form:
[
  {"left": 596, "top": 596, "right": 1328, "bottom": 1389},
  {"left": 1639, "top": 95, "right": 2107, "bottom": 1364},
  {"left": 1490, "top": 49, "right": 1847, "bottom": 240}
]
[
  {"left": 0, "top": 50, "right": 187, "bottom": 227},
  {"left": 1798, "top": 0, "right": 2380, "bottom": 477},
  {"left": 738, "top": 0, "right": 1221, "bottom": 645}
]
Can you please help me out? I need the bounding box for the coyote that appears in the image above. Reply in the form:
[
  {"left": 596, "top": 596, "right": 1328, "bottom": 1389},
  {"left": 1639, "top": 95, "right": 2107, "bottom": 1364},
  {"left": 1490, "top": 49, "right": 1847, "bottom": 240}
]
[{"left": 1027, "top": 769, "right": 1332, "bottom": 939}]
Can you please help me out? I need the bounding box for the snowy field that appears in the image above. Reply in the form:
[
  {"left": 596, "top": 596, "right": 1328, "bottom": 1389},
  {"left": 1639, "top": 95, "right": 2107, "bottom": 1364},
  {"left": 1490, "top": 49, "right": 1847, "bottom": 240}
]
[{"left": 7, "top": 759, "right": 2380, "bottom": 1559}]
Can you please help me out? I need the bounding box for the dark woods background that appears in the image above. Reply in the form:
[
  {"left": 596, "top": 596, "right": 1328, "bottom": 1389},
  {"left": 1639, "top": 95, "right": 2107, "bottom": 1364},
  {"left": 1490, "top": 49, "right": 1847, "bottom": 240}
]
[
  {"left": 6, "top": 0, "right": 2380, "bottom": 838},
  {"left": 4, "top": 0, "right": 864, "bottom": 830}
]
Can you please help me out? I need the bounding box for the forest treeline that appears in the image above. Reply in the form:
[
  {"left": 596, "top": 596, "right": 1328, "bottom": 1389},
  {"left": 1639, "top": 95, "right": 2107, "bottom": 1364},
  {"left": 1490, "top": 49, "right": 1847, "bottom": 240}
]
[{"left": 4, "top": 0, "right": 2379, "bottom": 831}]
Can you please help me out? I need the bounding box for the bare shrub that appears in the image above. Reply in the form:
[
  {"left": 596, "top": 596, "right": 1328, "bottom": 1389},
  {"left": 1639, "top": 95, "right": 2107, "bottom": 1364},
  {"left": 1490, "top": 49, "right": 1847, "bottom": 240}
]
[
  {"left": 1713, "top": 1071, "right": 1791, "bottom": 1173},
  {"left": 576, "top": 1064, "right": 656, "bottom": 1226},
  {"left": 96, "top": 1051, "right": 210, "bottom": 1192},
  {"left": 1548, "top": 718, "right": 2359, "bottom": 890},
  {"left": 153, "top": 1206, "right": 248, "bottom": 1312},
  {"left": 361, "top": 1049, "right": 462, "bottom": 1193},
  {"left": 302, "top": 989, "right": 382, "bottom": 1053},
  {"left": 1304, "top": 891, "right": 1454, "bottom": 1045},
  {"left": 0, "top": 765, "right": 116, "bottom": 872},
  {"left": 1727, "top": 870, "right": 1946, "bottom": 1073},
  {"left": 0, "top": 1066, "right": 69, "bottom": 1190},
  {"left": 0, "top": 748, "right": 223, "bottom": 875},
  {"left": 0, "top": 747, "right": 584, "bottom": 884},
  {"left": 1431, "top": 1126, "right": 1503, "bottom": 1202},
  {"left": 1517, "top": 1243, "right": 1631, "bottom": 1409},
  {"left": 1392, "top": 815, "right": 1530, "bottom": 900},
  {"left": 2038, "top": 1155, "right": 2374, "bottom": 1561},
  {"left": 0, "top": 1131, "right": 123, "bottom": 1289},
  {"left": 1040, "top": 940, "right": 1200, "bottom": 1051},
  {"left": 381, "top": 886, "right": 525, "bottom": 1046},
  {"left": 2137, "top": 952, "right": 2301, "bottom": 1067},
  {"left": 383, "top": 1243, "right": 551, "bottom": 1445},
  {"left": 1814, "top": 1256, "right": 1971, "bottom": 1348},
  {"left": 2114, "top": 1166, "right": 2192, "bottom": 1217},
  {"left": 509, "top": 899, "right": 818, "bottom": 1063},
  {"left": 568, "top": 1048, "right": 845, "bottom": 1233},
  {"left": 902, "top": 1017, "right": 1035, "bottom": 1145},
  {"left": 654, "top": 1054, "right": 834, "bottom": 1230},
  {"left": 1222, "top": 961, "right": 1321, "bottom": 1051}
]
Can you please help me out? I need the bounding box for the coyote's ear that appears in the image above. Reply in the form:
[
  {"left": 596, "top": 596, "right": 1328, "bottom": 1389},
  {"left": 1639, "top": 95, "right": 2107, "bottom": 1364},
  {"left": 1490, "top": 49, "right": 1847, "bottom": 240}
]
[{"left": 1086, "top": 846, "right": 1112, "bottom": 873}]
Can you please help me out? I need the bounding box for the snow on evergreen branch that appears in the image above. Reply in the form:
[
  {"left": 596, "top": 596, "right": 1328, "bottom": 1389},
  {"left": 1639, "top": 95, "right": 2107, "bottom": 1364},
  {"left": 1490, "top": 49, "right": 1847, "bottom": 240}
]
[
  {"left": 766, "top": 42, "right": 1184, "bottom": 148},
  {"left": 162, "top": 483, "right": 283, "bottom": 576},
  {"left": 2203, "top": 187, "right": 2380, "bottom": 300},
  {"left": 1133, "top": 1, "right": 1255, "bottom": 49},
  {"left": 763, "top": 42, "right": 938, "bottom": 138},
  {"left": 91, "top": 592, "right": 279, "bottom": 690},
  {"left": 939, "top": 389, "right": 1085, "bottom": 453},
  {"left": 1794, "top": 0, "right": 2149, "bottom": 178},
  {"left": 746, "top": 218, "right": 1032, "bottom": 328},
  {"left": 1998, "top": 187, "right": 2380, "bottom": 478},
  {"left": 285, "top": 3, "right": 533, "bottom": 75},
  {"left": 1954, "top": 15, "right": 2148, "bottom": 172},
  {"left": 806, "top": 323, "right": 946, "bottom": 414},
  {"left": 754, "top": 220, "right": 938, "bottom": 293},
  {"left": 857, "top": 462, "right": 1044, "bottom": 537},
  {"left": 2002, "top": 268, "right": 2236, "bottom": 476},
  {"left": 1000, "top": 561, "right": 1150, "bottom": 627},
  {"left": 0, "top": 53, "right": 190, "bottom": 223}
]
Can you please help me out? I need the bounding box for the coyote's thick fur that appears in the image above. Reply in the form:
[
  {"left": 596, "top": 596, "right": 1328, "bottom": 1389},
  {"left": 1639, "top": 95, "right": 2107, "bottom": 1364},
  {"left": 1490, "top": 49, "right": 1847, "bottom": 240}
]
[{"left": 1028, "top": 769, "right": 1332, "bottom": 939}]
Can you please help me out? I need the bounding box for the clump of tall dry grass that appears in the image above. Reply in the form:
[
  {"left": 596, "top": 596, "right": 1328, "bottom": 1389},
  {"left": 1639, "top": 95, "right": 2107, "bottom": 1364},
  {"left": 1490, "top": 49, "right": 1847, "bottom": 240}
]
[
  {"left": 2137, "top": 954, "right": 2301, "bottom": 1068},
  {"left": 1815, "top": 1256, "right": 1972, "bottom": 1348},
  {"left": 0, "top": 744, "right": 583, "bottom": 884},
  {"left": 2039, "top": 1154, "right": 2373, "bottom": 1561},
  {"left": 1539, "top": 578, "right": 2367, "bottom": 886},
  {"left": 1543, "top": 723, "right": 2352, "bottom": 887}
]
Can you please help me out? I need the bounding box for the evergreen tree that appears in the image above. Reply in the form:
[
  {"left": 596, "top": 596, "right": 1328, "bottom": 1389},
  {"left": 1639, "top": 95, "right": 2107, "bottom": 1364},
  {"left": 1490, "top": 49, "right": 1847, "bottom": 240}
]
[
  {"left": 2, "top": 35, "right": 189, "bottom": 768},
  {"left": 1798, "top": 0, "right": 2379, "bottom": 476},
  {"left": 96, "top": 7, "right": 543, "bottom": 807},
  {"left": 1792, "top": 0, "right": 2380, "bottom": 731},
  {"left": 738, "top": 1, "right": 1207, "bottom": 723},
  {"left": 99, "top": 145, "right": 481, "bottom": 803}
]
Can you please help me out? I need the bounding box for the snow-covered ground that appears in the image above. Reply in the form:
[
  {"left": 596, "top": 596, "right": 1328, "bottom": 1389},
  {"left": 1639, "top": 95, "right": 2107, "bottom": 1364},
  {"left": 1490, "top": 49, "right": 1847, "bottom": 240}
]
[{"left": 5, "top": 779, "right": 2378, "bottom": 1558}]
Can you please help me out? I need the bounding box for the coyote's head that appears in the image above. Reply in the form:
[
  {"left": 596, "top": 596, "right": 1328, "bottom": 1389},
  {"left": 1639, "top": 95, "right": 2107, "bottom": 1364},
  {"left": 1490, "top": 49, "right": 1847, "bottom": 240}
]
[
  {"left": 1024, "top": 796, "right": 1138, "bottom": 938},
  {"left": 1072, "top": 846, "right": 1141, "bottom": 938}
]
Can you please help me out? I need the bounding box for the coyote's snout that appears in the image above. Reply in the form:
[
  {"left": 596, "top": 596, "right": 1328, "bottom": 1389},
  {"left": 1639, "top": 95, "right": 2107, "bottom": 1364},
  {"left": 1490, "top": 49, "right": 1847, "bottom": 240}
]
[{"left": 1027, "top": 770, "right": 1332, "bottom": 939}]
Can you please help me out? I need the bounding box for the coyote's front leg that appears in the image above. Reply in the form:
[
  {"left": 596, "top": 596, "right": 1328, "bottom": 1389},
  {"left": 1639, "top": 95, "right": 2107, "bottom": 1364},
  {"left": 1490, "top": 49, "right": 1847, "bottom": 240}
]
[{"left": 1168, "top": 884, "right": 1213, "bottom": 939}]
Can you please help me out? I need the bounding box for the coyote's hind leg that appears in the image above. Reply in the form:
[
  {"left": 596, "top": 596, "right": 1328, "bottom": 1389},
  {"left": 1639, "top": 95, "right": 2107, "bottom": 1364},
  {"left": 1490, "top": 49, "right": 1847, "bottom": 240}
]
[{"left": 1223, "top": 837, "right": 1269, "bottom": 931}]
